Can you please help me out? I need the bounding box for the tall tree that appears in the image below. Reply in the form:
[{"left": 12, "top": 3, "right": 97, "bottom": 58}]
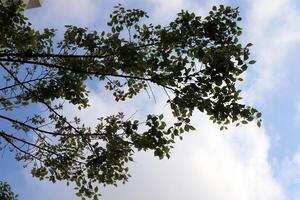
[{"left": 0, "top": 0, "right": 261, "bottom": 199}]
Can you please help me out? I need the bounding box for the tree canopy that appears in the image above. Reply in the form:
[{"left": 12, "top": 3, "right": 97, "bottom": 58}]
[
  {"left": 0, "top": 0, "right": 261, "bottom": 199},
  {"left": 0, "top": 181, "right": 18, "bottom": 200}
]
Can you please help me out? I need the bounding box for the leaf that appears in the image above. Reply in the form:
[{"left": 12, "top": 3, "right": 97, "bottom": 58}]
[
  {"left": 249, "top": 60, "right": 256, "bottom": 64},
  {"left": 256, "top": 112, "right": 262, "bottom": 118},
  {"left": 241, "top": 120, "right": 248, "bottom": 124},
  {"left": 257, "top": 121, "right": 261, "bottom": 127}
]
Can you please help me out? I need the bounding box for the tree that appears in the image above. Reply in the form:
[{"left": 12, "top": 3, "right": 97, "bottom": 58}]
[
  {"left": 0, "top": 181, "right": 18, "bottom": 200},
  {"left": 0, "top": 0, "right": 261, "bottom": 199}
]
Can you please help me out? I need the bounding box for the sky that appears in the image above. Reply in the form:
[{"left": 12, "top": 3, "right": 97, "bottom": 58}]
[{"left": 2, "top": 0, "right": 300, "bottom": 199}]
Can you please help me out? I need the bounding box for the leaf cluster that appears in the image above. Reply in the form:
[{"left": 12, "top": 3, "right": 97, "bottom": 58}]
[{"left": 0, "top": 181, "right": 18, "bottom": 200}]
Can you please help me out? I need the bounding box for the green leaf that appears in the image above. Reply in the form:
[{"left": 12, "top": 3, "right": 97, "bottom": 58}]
[
  {"left": 249, "top": 60, "right": 256, "bottom": 64},
  {"left": 256, "top": 112, "right": 262, "bottom": 118},
  {"left": 257, "top": 121, "right": 261, "bottom": 127}
]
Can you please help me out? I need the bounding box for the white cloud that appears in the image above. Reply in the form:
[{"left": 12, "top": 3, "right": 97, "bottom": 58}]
[
  {"left": 274, "top": 147, "right": 300, "bottom": 200},
  {"left": 62, "top": 85, "right": 160, "bottom": 128},
  {"left": 26, "top": 0, "right": 101, "bottom": 30},
  {"left": 55, "top": 86, "right": 285, "bottom": 200},
  {"left": 244, "top": 0, "right": 300, "bottom": 103},
  {"left": 145, "top": 0, "right": 228, "bottom": 23},
  {"left": 100, "top": 112, "right": 285, "bottom": 200},
  {"left": 20, "top": 171, "right": 77, "bottom": 200}
]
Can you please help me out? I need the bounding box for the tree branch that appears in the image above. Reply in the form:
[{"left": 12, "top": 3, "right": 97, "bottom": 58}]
[
  {"left": 0, "top": 42, "right": 162, "bottom": 59},
  {"left": 0, "top": 130, "right": 86, "bottom": 165},
  {"left": 0, "top": 58, "right": 177, "bottom": 92},
  {"left": 0, "top": 114, "right": 63, "bottom": 136},
  {"left": 0, "top": 58, "right": 153, "bottom": 81},
  {"left": 0, "top": 62, "right": 96, "bottom": 154},
  {"left": 2, "top": 135, "right": 43, "bottom": 162},
  {"left": 0, "top": 114, "right": 107, "bottom": 138},
  {"left": 0, "top": 77, "right": 52, "bottom": 91},
  {"left": 0, "top": 130, "right": 58, "bottom": 156}
]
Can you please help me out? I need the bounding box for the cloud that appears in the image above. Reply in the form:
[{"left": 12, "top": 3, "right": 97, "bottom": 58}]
[
  {"left": 244, "top": 0, "right": 300, "bottom": 104},
  {"left": 19, "top": 171, "right": 77, "bottom": 200},
  {"left": 15, "top": 79, "right": 286, "bottom": 199},
  {"left": 25, "top": 0, "right": 102, "bottom": 30},
  {"left": 100, "top": 111, "right": 285, "bottom": 200},
  {"left": 243, "top": 1, "right": 300, "bottom": 198},
  {"left": 144, "top": 0, "right": 228, "bottom": 23},
  {"left": 57, "top": 86, "right": 285, "bottom": 200},
  {"left": 274, "top": 147, "right": 300, "bottom": 200}
]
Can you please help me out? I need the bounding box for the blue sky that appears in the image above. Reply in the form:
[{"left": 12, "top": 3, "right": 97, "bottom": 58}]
[{"left": 2, "top": 0, "right": 300, "bottom": 199}]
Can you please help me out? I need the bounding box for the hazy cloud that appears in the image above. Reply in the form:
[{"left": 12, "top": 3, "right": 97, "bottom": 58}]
[
  {"left": 244, "top": 0, "right": 300, "bottom": 103},
  {"left": 26, "top": 0, "right": 102, "bottom": 30},
  {"left": 274, "top": 147, "right": 300, "bottom": 200},
  {"left": 58, "top": 87, "right": 286, "bottom": 200}
]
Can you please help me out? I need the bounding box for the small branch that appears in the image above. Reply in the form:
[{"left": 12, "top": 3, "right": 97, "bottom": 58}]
[
  {"left": 0, "top": 77, "right": 52, "bottom": 91},
  {"left": 0, "top": 58, "right": 177, "bottom": 93},
  {"left": 0, "top": 114, "right": 63, "bottom": 136},
  {"left": 0, "top": 58, "right": 153, "bottom": 82},
  {"left": 0, "top": 62, "right": 97, "bottom": 154},
  {"left": 3, "top": 135, "right": 43, "bottom": 162},
  {"left": 0, "top": 130, "right": 87, "bottom": 165},
  {"left": 0, "top": 42, "right": 162, "bottom": 59},
  {"left": 0, "top": 130, "right": 58, "bottom": 156},
  {"left": 0, "top": 114, "right": 106, "bottom": 137}
]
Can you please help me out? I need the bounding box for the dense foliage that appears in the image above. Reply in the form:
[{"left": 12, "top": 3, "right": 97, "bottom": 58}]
[
  {"left": 0, "top": 0, "right": 261, "bottom": 199},
  {"left": 0, "top": 181, "right": 18, "bottom": 200}
]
